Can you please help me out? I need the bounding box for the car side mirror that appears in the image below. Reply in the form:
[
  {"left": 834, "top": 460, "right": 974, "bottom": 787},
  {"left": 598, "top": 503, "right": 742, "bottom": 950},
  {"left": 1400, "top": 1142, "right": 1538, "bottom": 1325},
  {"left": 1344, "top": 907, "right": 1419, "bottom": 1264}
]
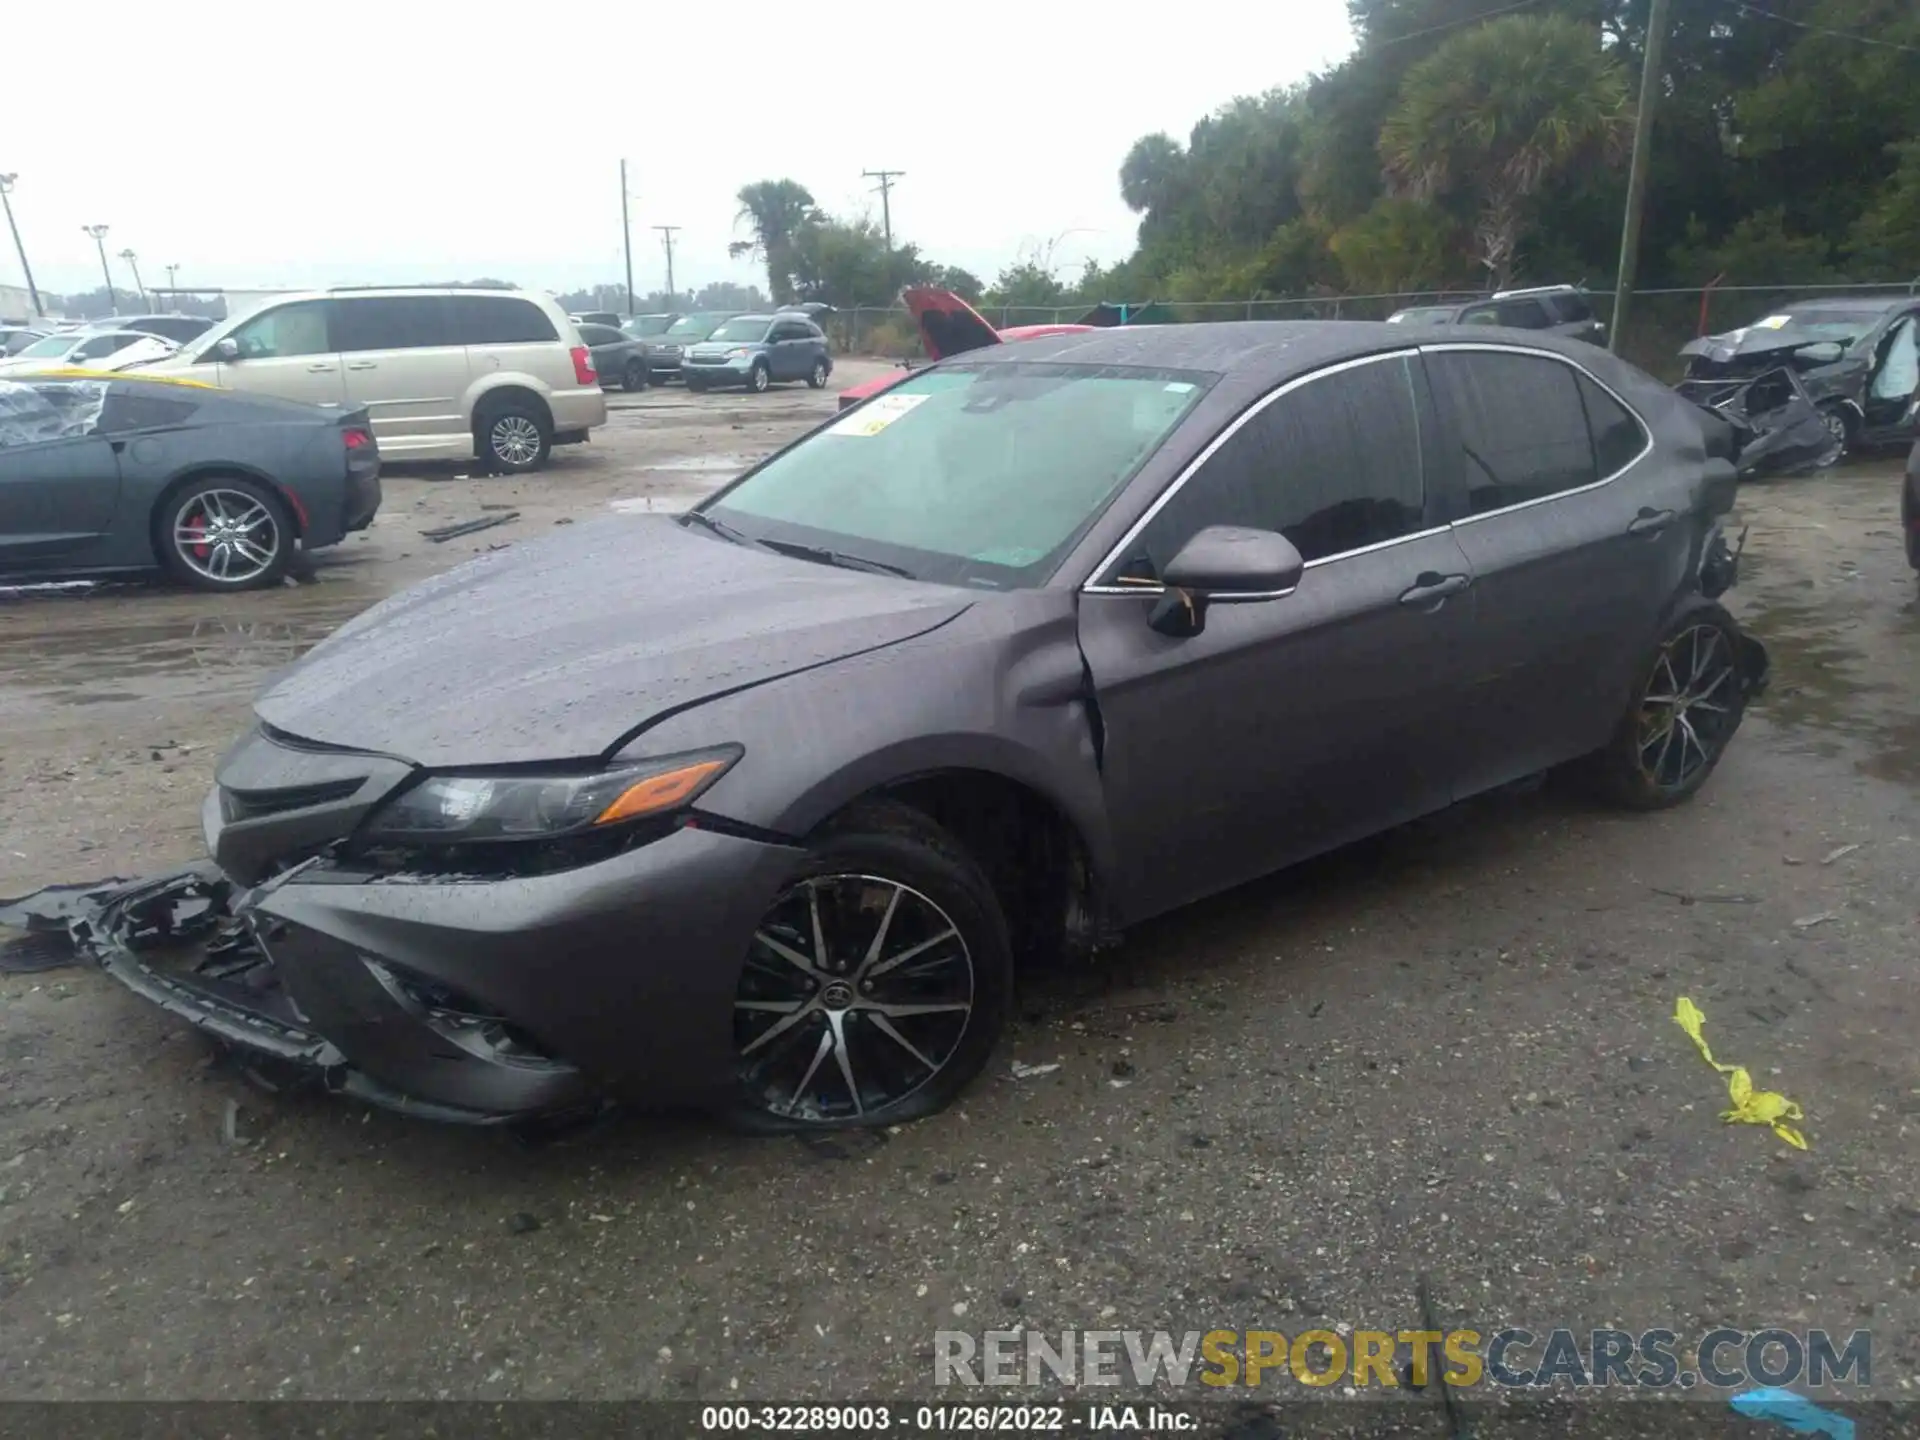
[
  {"left": 213, "top": 337, "right": 240, "bottom": 362},
  {"left": 1149, "top": 526, "right": 1304, "bottom": 637}
]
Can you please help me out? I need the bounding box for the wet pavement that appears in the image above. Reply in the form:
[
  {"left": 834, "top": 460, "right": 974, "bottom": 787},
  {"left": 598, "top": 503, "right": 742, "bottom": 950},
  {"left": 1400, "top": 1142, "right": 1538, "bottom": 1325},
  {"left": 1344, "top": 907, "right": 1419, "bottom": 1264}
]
[{"left": 1, "top": 399, "right": 1917, "bottom": 1414}]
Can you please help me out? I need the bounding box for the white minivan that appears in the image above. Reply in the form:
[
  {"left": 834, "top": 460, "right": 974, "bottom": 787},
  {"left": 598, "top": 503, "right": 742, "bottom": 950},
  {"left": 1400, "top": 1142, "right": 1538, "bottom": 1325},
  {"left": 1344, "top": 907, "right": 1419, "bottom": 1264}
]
[{"left": 148, "top": 287, "right": 608, "bottom": 473}]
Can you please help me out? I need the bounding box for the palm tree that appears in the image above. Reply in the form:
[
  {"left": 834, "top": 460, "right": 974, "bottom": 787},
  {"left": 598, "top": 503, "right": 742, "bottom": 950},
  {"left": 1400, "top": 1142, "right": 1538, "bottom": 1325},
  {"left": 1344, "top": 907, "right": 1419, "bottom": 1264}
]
[
  {"left": 729, "top": 179, "right": 819, "bottom": 305},
  {"left": 1380, "top": 13, "right": 1629, "bottom": 287}
]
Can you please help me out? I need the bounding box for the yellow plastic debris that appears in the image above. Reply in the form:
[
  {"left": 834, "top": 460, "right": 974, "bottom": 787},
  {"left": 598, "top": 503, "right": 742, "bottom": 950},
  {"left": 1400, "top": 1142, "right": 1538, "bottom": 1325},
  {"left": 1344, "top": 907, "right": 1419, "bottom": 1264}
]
[{"left": 1673, "top": 997, "right": 1808, "bottom": 1149}]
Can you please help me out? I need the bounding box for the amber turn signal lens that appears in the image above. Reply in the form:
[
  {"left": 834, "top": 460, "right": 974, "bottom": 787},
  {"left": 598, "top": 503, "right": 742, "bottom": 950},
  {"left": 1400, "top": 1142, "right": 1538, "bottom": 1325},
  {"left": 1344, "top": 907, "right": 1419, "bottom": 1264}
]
[{"left": 593, "top": 759, "right": 729, "bottom": 825}]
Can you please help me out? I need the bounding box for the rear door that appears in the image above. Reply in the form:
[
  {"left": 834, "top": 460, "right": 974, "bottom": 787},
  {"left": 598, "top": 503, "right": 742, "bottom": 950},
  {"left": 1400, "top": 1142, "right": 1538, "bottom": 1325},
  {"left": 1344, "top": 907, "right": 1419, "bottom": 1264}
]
[
  {"left": 454, "top": 293, "right": 566, "bottom": 393},
  {"left": 1422, "top": 344, "right": 1675, "bottom": 794},
  {"left": 332, "top": 295, "right": 468, "bottom": 456},
  {"left": 1078, "top": 352, "right": 1479, "bottom": 921},
  {"left": 0, "top": 381, "right": 123, "bottom": 568},
  {"left": 213, "top": 300, "right": 347, "bottom": 408}
]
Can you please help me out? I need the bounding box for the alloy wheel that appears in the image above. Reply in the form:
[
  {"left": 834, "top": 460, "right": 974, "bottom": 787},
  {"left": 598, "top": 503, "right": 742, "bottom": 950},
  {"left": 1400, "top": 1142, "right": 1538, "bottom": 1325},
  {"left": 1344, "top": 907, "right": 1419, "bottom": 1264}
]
[
  {"left": 172, "top": 488, "right": 282, "bottom": 585},
  {"left": 1635, "top": 623, "right": 1739, "bottom": 791},
  {"left": 491, "top": 414, "right": 542, "bottom": 466},
  {"left": 734, "top": 873, "right": 975, "bottom": 1122}
]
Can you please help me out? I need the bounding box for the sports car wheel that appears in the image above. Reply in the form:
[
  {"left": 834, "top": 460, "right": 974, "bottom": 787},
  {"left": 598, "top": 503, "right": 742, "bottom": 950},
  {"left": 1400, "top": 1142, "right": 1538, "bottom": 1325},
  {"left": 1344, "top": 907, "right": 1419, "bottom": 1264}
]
[
  {"left": 1585, "top": 607, "right": 1749, "bottom": 810},
  {"left": 157, "top": 477, "right": 293, "bottom": 591},
  {"left": 729, "top": 803, "right": 1010, "bottom": 1130}
]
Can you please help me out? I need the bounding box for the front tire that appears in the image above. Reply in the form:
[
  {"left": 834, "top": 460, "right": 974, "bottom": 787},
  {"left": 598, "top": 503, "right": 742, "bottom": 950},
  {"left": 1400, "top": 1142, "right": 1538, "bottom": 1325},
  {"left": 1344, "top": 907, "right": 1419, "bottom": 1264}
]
[
  {"left": 622, "top": 359, "right": 649, "bottom": 392},
  {"left": 476, "top": 398, "right": 552, "bottom": 474},
  {"left": 1817, "top": 403, "right": 1854, "bottom": 466},
  {"left": 727, "top": 802, "right": 1011, "bottom": 1132},
  {"left": 747, "top": 360, "right": 771, "bottom": 394},
  {"left": 157, "top": 476, "right": 293, "bottom": 592},
  {"left": 1583, "top": 606, "right": 1750, "bottom": 810}
]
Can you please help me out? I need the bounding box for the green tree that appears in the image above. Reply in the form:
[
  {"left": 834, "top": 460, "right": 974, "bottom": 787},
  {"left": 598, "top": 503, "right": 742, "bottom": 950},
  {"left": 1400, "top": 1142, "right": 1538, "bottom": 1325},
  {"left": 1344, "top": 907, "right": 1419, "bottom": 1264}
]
[
  {"left": 1329, "top": 197, "right": 1458, "bottom": 292},
  {"left": 925, "top": 265, "right": 985, "bottom": 304},
  {"left": 728, "top": 179, "right": 820, "bottom": 305},
  {"left": 986, "top": 261, "right": 1068, "bottom": 311},
  {"left": 1849, "top": 140, "right": 1920, "bottom": 273},
  {"left": 790, "top": 218, "right": 933, "bottom": 307},
  {"left": 1380, "top": 13, "right": 1629, "bottom": 286}
]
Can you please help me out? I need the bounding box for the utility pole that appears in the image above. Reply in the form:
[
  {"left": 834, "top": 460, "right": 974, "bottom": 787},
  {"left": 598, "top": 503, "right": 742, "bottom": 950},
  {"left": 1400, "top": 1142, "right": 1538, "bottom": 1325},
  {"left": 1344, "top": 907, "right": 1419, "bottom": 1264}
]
[
  {"left": 164, "top": 264, "right": 179, "bottom": 303},
  {"left": 0, "top": 173, "right": 43, "bottom": 316},
  {"left": 653, "top": 225, "right": 680, "bottom": 302},
  {"left": 1610, "top": 0, "right": 1670, "bottom": 356},
  {"left": 619, "top": 159, "right": 635, "bottom": 316},
  {"left": 862, "top": 169, "right": 904, "bottom": 253},
  {"left": 82, "top": 224, "right": 114, "bottom": 312},
  {"left": 119, "top": 249, "right": 148, "bottom": 309}
]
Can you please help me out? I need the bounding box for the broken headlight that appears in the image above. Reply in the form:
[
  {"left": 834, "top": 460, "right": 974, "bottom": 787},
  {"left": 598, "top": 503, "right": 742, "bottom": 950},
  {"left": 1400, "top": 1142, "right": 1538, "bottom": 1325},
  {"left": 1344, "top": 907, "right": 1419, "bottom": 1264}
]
[{"left": 360, "top": 746, "right": 741, "bottom": 847}]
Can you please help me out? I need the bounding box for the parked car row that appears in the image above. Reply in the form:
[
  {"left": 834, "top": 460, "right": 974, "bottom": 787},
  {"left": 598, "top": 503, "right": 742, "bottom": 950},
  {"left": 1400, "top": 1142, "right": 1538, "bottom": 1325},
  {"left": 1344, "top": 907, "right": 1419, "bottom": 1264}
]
[{"left": 630, "top": 308, "right": 834, "bottom": 392}]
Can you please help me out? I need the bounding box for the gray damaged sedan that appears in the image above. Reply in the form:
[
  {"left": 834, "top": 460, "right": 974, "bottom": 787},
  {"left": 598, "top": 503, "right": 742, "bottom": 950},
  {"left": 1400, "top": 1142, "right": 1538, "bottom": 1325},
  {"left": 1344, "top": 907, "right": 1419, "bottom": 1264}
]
[
  {"left": 0, "top": 375, "right": 380, "bottom": 590},
  {"left": 84, "top": 324, "right": 1768, "bottom": 1130}
]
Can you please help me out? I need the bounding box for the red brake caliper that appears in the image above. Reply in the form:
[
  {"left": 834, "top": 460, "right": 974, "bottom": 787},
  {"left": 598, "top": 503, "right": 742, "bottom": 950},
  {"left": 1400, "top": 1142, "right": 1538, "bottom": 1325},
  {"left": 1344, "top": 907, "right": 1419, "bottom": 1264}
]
[{"left": 184, "top": 510, "right": 210, "bottom": 560}]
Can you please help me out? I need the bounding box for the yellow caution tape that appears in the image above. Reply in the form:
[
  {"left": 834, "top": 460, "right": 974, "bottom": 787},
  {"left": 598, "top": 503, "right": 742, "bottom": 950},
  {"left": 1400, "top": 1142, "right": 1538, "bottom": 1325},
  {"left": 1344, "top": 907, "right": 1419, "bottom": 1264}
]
[
  {"left": 9, "top": 366, "right": 217, "bottom": 389},
  {"left": 1674, "top": 997, "right": 1809, "bottom": 1149}
]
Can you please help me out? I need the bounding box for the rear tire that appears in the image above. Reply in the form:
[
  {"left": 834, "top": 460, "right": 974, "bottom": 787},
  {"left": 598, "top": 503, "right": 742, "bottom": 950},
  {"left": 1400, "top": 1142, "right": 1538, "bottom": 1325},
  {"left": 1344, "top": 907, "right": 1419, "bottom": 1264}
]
[
  {"left": 807, "top": 358, "right": 829, "bottom": 389},
  {"left": 622, "top": 359, "right": 649, "bottom": 392},
  {"left": 156, "top": 475, "right": 293, "bottom": 592},
  {"left": 748, "top": 360, "right": 771, "bottom": 394},
  {"left": 1581, "top": 605, "right": 1750, "bottom": 811},
  {"left": 725, "top": 801, "right": 1011, "bottom": 1132},
  {"left": 476, "top": 398, "right": 552, "bottom": 474}
]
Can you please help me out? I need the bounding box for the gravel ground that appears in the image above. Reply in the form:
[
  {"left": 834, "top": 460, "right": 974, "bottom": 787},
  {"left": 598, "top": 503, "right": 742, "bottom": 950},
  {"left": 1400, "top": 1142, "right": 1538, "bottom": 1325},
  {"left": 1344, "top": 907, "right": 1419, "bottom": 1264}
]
[{"left": 1, "top": 372, "right": 1916, "bottom": 1424}]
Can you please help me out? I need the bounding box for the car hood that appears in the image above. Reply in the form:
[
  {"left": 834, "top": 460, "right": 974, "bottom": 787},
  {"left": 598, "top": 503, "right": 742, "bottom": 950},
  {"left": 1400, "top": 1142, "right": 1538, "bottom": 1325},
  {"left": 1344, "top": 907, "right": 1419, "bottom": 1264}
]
[
  {"left": 1680, "top": 327, "right": 1853, "bottom": 367},
  {"left": 253, "top": 515, "right": 973, "bottom": 768}
]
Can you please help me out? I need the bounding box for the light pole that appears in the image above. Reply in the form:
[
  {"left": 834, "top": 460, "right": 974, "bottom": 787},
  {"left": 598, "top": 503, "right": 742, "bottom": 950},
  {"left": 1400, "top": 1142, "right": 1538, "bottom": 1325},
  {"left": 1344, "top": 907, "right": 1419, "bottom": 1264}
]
[
  {"left": 164, "top": 264, "right": 179, "bottom": 304},
  {"left": 0, "top": 174, "right": 43, "bottom": 316},
  {"left": 82, "top": 224, "right": 114, "bottom": 312},
  {"left": 119, "top": 248, "right": 148, "bottom": 309}
]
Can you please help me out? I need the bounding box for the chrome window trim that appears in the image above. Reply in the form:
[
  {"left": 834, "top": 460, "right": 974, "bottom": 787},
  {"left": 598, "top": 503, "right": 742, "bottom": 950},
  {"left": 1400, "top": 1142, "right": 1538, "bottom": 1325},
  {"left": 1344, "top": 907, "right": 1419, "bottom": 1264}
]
[
  {"left": 1080, "top": 350, "right": 1425, "bottom": 596},
  {"left": 1419, "top": 342, "right": 1654, "bottom": 528}
]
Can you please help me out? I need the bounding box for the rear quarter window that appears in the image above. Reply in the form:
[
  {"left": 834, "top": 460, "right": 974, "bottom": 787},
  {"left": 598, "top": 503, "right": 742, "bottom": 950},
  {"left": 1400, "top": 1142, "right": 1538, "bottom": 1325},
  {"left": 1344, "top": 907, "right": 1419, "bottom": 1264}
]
[
  {"left": 1575, "top": 373, "right": 1647, "bottom": 476},
  {"left": 450, "top": 296, "right": 559, "bottom": 346}
]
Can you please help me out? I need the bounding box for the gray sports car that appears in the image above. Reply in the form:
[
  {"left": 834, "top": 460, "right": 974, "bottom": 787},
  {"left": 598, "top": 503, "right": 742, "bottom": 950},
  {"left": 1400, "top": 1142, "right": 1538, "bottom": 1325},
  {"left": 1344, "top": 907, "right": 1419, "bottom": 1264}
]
[
  {"left": 87, "top": 323, "right": 1768, "bottom": 1130},
  {"left": 0, "top": 375, "right": 380, "bottom": 590}
]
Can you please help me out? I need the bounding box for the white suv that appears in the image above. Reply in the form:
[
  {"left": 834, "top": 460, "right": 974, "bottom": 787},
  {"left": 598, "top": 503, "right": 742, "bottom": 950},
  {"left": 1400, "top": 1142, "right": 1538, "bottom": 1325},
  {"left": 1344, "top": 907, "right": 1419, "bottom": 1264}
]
[{"left": 150, "top": 287, "right": 608, "bottom": 472}]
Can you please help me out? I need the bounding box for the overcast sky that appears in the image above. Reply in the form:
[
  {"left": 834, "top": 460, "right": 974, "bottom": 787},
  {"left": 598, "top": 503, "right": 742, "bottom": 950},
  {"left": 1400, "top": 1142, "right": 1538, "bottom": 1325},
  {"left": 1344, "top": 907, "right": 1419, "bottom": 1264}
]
[{"left": 4, "top": 1, "right": 1353, "bottom": 302}]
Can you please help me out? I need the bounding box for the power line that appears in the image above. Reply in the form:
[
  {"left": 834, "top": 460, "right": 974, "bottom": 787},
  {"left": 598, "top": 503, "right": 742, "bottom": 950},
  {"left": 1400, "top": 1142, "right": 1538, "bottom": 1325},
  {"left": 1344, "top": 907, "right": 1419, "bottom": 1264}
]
[
  {"left": 1368, "top": 0, "right": 1545, "bottom": 49},
  {"left": 1728, "top": 0, "right": 1920, "bottom": 55}
]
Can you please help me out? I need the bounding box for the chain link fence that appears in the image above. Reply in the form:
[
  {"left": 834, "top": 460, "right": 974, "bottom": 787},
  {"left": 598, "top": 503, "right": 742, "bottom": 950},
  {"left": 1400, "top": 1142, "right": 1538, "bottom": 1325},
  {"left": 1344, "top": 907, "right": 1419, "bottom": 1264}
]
[{"left": 831, "top": 280, "right": 1920, "bottom": 380}]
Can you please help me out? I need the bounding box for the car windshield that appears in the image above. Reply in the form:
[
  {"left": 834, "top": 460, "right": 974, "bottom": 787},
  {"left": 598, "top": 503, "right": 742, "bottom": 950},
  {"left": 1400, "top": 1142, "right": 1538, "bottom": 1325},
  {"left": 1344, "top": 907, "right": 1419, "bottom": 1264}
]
[
  {"left": 708, "top": 316, "right": 772, "bottom": 343},
  {"left": 1766, "top": 309, "right": 1886, "bottom": 344},
  {"left": 624, "top": 315, "right": 674, "bottom": 336},
  {"left": 1389, "top": 307, "right": 1456, "bottom": 325},
  {"left": 705, "top": 361, "right": 1213, "bottom": 589},
  {"left": 665, "top": 314, "right": 729, "bottom": 340},
  {"left": 16, "top": 334, "right": 76, "bottom": 358}
]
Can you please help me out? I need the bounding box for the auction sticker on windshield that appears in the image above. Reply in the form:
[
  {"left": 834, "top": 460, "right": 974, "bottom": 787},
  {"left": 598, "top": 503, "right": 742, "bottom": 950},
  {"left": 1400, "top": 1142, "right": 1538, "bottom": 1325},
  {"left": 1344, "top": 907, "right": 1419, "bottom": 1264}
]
[{"left": 829, "top": 391, "right": 930, "bottom": 437}]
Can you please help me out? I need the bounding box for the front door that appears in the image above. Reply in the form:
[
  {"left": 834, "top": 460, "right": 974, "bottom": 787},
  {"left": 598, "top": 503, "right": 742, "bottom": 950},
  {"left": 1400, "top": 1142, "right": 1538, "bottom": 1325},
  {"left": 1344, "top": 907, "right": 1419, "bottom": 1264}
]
[
  {"left": 214, "top": 300, "right": 347, "bottom": 409},
  {"left": 1421, "top": 345, "right": 1685, "bottom": 795},
  {"left": 0, "top": 383, "right": 122, "bottom": 568},
  {"left": 1078, "top": 351, "right": 1478, "bottom": 923},
  {"left": 1862, "top": 312, "right": 1919, "bottom": 441},
  {"left": 331, "top": 295, "right": 469, "bottom": 457}
]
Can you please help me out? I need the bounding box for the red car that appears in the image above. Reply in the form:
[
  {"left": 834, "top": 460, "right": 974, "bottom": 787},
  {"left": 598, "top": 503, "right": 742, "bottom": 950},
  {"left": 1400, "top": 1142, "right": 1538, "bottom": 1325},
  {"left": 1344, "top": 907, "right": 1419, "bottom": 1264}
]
[{"left": 837, "top": 288, "right": 1100, "bottom": 410}]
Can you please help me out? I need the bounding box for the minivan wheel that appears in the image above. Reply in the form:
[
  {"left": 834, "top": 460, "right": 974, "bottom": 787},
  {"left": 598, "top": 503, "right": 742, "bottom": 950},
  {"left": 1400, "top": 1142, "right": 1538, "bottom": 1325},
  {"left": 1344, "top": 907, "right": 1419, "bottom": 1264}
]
[
  {"left": 748, "top": 360, "right": 771, "bottom": 394},
  {"left": 1584, "top": 607, "right": 1749, "bottom": 811},
  {"left": 807, "top": 358, "right": 829, "bottom": 389},
  {"left": 622, "top": 359, "right": 649, "bottom": 392},
  {"left": 727, "top": 802, "right": 1011, "bottom": 1132},
  {"left": 477, "top": 400, "right": 552, "bottom": 474},
  {"left": 157, "top": 476, "right": 293, "bottom": 592}
]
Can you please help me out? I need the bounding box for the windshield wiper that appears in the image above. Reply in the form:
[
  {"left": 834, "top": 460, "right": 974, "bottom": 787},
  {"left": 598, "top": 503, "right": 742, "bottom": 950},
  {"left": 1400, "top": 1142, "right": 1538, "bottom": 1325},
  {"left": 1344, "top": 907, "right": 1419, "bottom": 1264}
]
[
  {"left": 756, "top": 537, "right": 916, "bottom": 580},
  {"left": 679, "top": 509, "right": 755, "bottom": 547}
]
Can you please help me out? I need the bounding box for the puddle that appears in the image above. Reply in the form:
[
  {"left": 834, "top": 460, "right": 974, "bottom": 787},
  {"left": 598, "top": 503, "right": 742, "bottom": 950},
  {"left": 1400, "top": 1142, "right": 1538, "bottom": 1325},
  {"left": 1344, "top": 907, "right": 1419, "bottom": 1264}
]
[{"left": 643, "top": 453, "right": 759, "bottom": 473}]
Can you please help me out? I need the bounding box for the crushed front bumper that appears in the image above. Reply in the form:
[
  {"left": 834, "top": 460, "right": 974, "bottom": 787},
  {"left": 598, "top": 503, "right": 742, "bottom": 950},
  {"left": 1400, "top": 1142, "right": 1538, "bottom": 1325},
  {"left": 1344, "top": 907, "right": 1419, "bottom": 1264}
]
[{"left": 70, "top": 822, "right": 803, "bottom": 1125}]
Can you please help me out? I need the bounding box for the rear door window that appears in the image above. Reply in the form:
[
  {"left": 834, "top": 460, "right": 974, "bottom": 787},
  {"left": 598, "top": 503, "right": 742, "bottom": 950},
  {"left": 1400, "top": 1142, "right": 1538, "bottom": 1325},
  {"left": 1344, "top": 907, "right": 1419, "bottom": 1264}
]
[
  {"left": 450, "top": 296, "right": 560, "bottom": 345},
  {"left": 1549, "top": 292, "right": 1595, "bottom": 324},
  {"left": 1495, "top": 298, "right": 1553, "bottom": 329},
  {"left": 577, "top": 324, "right": 622, "bottom": 346},
  {"left": 331, "top": 296, "right": 454, "bottom": 353},
  {"left": 1426, "top": 351, "right": 1599, "bottom": 514},
  {"left": 1121, "top": 355, "right": 1429, "bottom": 575}
]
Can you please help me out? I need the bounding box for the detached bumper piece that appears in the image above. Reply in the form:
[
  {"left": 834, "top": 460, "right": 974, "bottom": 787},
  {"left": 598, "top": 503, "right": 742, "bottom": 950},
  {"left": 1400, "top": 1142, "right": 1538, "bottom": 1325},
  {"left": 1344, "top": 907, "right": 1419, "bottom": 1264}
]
[{"left": 60, "top": 867, "right": 599, "bottom": 1126}]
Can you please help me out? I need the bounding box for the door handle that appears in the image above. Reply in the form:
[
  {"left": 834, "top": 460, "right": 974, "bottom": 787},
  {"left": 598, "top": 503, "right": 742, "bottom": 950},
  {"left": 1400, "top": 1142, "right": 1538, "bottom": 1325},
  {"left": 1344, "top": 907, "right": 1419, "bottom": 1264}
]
[
  {"left": 346, "top": 361, "right": 377, "bottom": 371},
  {"left": 306, "top": 363, "right": 336, "bottom": 373},
  {"left": 1398, "top": 572, "right": 1471, "bottom": 607},
  {"left": 1628, "top": 506, "right": 1677, "bottom": 537}
]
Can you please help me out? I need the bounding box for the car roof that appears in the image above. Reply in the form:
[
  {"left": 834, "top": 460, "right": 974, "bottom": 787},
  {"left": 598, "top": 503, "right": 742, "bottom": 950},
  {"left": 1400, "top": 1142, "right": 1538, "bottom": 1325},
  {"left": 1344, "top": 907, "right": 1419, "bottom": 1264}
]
[{"left": 1781, "top": 295, "right": 1913, "bottom": 314}]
